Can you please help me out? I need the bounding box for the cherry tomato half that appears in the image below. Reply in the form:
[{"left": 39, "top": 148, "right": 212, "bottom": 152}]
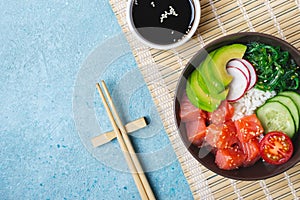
[{"left": 259, "top": 131, "right": 293, "bottom": 165}]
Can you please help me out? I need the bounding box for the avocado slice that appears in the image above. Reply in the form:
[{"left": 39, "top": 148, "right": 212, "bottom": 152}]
[
  {"left": 200, "top": 51, "right": 226, "bottom": 94},
  {"left": 194, "top": 67, "right": 209, "bottom": 94},
  {"left": 198, "top": 51, "right": 226, "bottom": 94},
  {"left": 210, "top": 44, "right": 247, "bottom": 87},
  {"left": 188, "top": 51, "right": 216, "bottom": 95},
  {"left": 193, "top": 68, "right": 229, "bottom": 99},
  {"left": 186, "top": 69, "right": 223, "bottom": 112}
]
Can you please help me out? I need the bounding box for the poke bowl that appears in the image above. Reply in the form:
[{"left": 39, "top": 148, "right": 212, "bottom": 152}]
[{"left": 174, "top": 32, "right": 300, "bottom": 180}]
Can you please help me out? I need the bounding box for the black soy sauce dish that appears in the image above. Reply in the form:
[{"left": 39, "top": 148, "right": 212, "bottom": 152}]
[
  {"left": 174, "top": 32, "right": 300, "bottom": 181},
  {"left": 126, "top": 0, "right": 201, "bottom": 50}
]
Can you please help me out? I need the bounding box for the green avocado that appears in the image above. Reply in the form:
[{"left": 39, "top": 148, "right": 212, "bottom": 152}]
[
  {"left": 187, "top": 51, "right": 216, "bottom": 97},
  {"left": 194, "top": 68, "right": 229, "bottom": 100},
  {"left": 194, "top": 67, "right": 209, "bottom": 94},
  {"left": 199, "top": 50, "right": 226, "bottom": 94},
  {"left": 185, "top": 44, "right": 246, "bottom": 112},
  {"left": 186, "top": 69, "right": 224, "bottom": 112},
  {"left": 210, "top": 44, "right": 247, "bottom": 87}
]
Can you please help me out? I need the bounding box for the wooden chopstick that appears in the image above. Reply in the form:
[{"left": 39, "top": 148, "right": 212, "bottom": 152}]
[
  {"left": 96, "top": 83, "right": 149, "bottom": 200},
  {"left": 100, "top": 81, "right": 156, "bottom": 200}
]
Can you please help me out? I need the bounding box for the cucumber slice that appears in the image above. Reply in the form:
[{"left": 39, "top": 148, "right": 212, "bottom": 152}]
[
  {"left": 279, "top": 91, "right": 300, "bottom": 114},
  {"left": 268, "top": 95, "right": 299, "bottom": 131},
  {"left": 256, "top": 101, "right": 295, "bottom": 138}
]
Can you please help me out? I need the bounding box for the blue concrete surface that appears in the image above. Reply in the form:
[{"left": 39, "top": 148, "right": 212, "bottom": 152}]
[{"left": 0, "top": 0, "right": 193, "bottom": 199}]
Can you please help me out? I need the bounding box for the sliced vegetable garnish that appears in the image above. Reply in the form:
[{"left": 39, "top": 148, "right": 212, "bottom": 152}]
[
  {"left": 259, "top": 131, "right": 293, "bottom": 165},
  {"left": 226, "top": 66, "right": 249, "bottom": 102},
  {"left": 238, "top": 58, "right": 257, "bottom": 90},
  {"left": 267, "top": 95, "right": 299, "bottom": 131},
  {"left": 256, "top": 101, "right": 295, "bottom": 138},
  {"left": 227, "top": 59, "right": 251, "bottom": 84},
  {"left": 279, "top": 91, "right": 300, "bottom": 115}
]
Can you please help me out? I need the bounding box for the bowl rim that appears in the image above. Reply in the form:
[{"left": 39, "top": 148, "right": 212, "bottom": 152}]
[
  {"left": 126, "top": 0, "right": 201, "bottom": 50},
  {"left": 173, "top": 32, "right": 300, "bottom": 181}
]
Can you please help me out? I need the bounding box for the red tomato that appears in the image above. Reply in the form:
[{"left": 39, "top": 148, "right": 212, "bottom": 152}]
[
  {"left": 235, "top": 114, "right": 264, "bottom": 143},
  {"left": 180, "top": 92, "right": 207, "bottom": 122},
  {"left": 208, "top": 100, "right": 234, "bottom": 125},
  {"left": 215, "top": 146, "right": 246, "bottom": 170},
  {"left": 205, "top": 120, "right": 238, "bottom": 149},
  {"left": 240, "top": 139, "right": 261, "bottom": 167},
  {"left": 185, "top": 118, "right": 207, "bottom": 147},
  {"left": 259, "top": 131, "right": 294, "bottom": 165}
]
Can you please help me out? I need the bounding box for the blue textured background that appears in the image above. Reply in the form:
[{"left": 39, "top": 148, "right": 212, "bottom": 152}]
[{"left": 0, "top": 0, "right": 193, "bottom": 199}]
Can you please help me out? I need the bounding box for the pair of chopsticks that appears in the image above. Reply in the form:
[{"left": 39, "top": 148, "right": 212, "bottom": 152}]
[{"left": 96, "top": 81, "right": 155, "bottom": 200}]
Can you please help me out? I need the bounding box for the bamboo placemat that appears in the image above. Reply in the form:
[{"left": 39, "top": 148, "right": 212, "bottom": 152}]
[{"left": 108, "top": 0, "right": 300, "bottom": 199}]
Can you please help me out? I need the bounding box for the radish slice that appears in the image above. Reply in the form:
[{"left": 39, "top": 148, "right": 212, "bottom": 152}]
[
  {"left": 238, "top": 59, "right": 257, "bottom": 89},
  {"left": 227, "top": 60, "right": 251, "bottom": 85},
  {"left": 226, "top": 66, "right": 249, "bottom": 102}
]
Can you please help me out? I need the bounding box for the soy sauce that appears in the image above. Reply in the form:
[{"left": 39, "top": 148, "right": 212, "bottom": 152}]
[{"left": 132, "top": 0, "right": 195, "bottom": 45}]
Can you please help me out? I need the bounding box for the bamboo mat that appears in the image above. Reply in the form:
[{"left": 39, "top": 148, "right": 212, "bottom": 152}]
[{"left": 108, "top": 0, "right": 300, "bottom": 199}]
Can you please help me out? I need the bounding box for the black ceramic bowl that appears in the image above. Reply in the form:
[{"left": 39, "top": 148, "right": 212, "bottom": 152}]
[{"left": 174, "top": 32, "right": 300, "bottom": 180}]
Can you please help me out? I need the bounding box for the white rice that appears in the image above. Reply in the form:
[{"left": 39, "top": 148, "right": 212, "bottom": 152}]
[{"left": 232, "top": 88, "right": 276, "bottom": 120}]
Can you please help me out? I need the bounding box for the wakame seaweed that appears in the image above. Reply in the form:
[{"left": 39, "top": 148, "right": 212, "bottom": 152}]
[{"left": 244, "top": 42, "right": 299, "bottom": 92}]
